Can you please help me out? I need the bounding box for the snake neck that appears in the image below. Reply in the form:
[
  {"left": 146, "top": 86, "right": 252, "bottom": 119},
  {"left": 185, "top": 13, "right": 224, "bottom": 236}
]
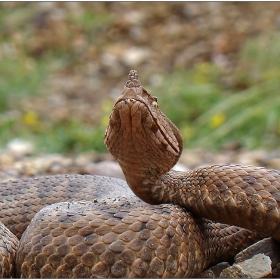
[
  {"left": 110, "top": 150, "right": 182, "bottom": 205},
  {"left": 148, "top": 170, "right": 189, "bottom": 205}
]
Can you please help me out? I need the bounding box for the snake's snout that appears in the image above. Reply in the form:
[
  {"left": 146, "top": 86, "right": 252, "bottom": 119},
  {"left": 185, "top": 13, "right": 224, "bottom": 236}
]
[{"left": 122, "top": 87, "right": 140, "bottom": 100}]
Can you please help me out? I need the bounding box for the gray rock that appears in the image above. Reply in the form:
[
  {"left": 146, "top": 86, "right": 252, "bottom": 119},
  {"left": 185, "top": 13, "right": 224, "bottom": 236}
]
[
  {"left": 6, "top": 138, "right": 35, "bottom": 157},
  {"left": 86, "top": 161, "right": 125, "bottom": 180},
  {"left": 235, "top": 237, "right": 280, "bottom": 268},
  {"left": 219, "top": 253, "right": 272, "bottom": 278},
  {"left": 121, "top": 47, "right": 150, "bottom": 66}
]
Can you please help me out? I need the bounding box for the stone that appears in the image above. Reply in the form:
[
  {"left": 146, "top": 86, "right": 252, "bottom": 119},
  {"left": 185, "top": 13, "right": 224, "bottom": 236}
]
[
  {"left": 235, "top": 237, "right": 280, "bottom": 268},
  {"left": 219, "top": 253, "right": 272, "bottom": 278},
  {"left": 121, "top": 47, "right": 150, "bottom": 66},
  {"left": 173, "top": 163, "right": 190, "bottom": 172},
  {"left": 6, "top": 138, "right": 35, "bottom": 157},
  {"left": 86, "top": 161, "right": 125, "bottom": 180}
]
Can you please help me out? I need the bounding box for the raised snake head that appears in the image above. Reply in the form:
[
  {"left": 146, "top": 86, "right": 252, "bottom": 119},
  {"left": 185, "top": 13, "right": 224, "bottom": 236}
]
[{"left": 104, "top": 70, "right": 183, "bottom": 203}]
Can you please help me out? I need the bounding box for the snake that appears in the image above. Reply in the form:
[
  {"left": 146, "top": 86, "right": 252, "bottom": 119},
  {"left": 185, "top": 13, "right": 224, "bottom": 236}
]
[{"left": 0, "top": 70, "right": 280, "bottom": 278}]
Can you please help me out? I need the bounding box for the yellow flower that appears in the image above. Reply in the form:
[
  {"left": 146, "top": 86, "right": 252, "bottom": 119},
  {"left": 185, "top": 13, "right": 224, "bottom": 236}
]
[
  {"left": 22, "top": 111, "right": 42, "bottom": 131},
  {"left": 210, "top": 113, "right": 226, "bottom": 128}
]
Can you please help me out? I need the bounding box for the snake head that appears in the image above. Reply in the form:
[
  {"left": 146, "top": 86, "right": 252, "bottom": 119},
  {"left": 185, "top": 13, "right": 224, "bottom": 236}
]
[{"left": 104, "top": 70, "right": 183, "bottom": 203}]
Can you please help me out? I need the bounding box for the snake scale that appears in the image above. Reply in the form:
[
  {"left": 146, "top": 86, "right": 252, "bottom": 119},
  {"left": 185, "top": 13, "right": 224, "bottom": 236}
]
[{"left": 0, "top": 70, "right": 280, "bottom": 278}]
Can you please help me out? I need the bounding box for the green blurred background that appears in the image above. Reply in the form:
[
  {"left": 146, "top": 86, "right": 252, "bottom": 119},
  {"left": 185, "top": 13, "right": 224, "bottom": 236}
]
[{"left": 1, "top": 2, "right": 280, "bottom": 154}]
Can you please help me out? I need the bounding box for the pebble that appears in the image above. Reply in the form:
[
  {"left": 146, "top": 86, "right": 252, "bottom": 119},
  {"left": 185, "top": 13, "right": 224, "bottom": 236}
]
[
  {"left": 234, "top": 150, "right": 267, "bottom": 166},
  {"left": 121, "top": 47, "right": 150, "bottom": 66},
  {"left": 6, "top": 138, "right": 35, "bottom": 157},
  {"left": 83, "top": 161, "right": 125, "bottom": 180},
  {"left": 0, "top": 144, "right": 280, "bottom": 181},
  {"left": 266, "top": 158, "right": 280, "bottom": 170},
  {"left": 173, "top": 163, "right": 190, "bottom": 172}
]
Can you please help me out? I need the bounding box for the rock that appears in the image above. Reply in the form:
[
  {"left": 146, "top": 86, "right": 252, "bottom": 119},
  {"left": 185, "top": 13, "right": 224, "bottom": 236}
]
[
  {"left": 198, "top": 262, "right": 230, "bottom": 278},
  {"left": 85, "top": 161, "right": 125, "bottom": 180},
  {"left": 6, "top": 139, "right": 35, "bottom": 157},
  {"left": 219, "top": 253, "right": 272, "bottom": 278},
  {"left": 218, "top": 238, "right": 280, "bottom": 278},
  {"left": 0, "top": 153, "right": 15, "bottom": 166},
  {"left": 173, "top": 163, "right": 190, "bottom": 172},
  {"left": 123, "top": 10, "right": 146, "bottom": 25},
  {"left": 235, "top": 237, "right": 280, "bottom": 268},
  {"left": 0, "top": 169, "right": 21, "bottom": 182},
  {"left": 101, "top": 52, "right": 118, "bottom": 67},
  {"left": 121, "top": 47, "right": 150, "bottom": 66},
  {"left": 234, "top": 150, "right": 266, "bottom": 166},
  {"left": 179, "top": 148, "right": 206, "bottom": 169},
  {"left": 266, "top": 158, "right": 280, "bottom": 170},
  {"left": 13, "top": 154, "right": 74, "bottom": 176},
  {"left": 198, "top": 237, "right": 280, "bottom": 278},
  {"left": 174, "top": 42, "right": 210, "bottom": 68}
]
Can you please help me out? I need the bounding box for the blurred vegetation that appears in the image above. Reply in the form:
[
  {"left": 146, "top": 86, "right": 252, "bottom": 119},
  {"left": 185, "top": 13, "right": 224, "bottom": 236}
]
[
  {"left": 156, "top": 32, "right": 280, "bottom": 150},
  {"left": 0, "top": 3, "right": 280, "bottom": 154},
  {"left": 0, "top": 3, "right": 114, "bottom": 154}
]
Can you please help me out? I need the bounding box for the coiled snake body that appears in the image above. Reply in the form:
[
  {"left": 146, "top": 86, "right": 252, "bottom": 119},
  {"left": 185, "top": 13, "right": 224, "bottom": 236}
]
[{"left": 1, "top": 70, "right": 280, "bottom": 278}]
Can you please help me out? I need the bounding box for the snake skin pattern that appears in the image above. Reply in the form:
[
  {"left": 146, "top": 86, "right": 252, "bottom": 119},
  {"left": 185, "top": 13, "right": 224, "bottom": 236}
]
[
  {"left": 0, "top": 176, "right": 260, "bottom": 278},
  {"left": 0, "top": 70, "right": 279, "bottom": 277}
]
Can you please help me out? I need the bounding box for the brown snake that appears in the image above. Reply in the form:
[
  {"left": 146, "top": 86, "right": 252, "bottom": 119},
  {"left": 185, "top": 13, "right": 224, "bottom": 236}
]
[{"left": 0, "top": 70, "right": 280, "bottom": 278}]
